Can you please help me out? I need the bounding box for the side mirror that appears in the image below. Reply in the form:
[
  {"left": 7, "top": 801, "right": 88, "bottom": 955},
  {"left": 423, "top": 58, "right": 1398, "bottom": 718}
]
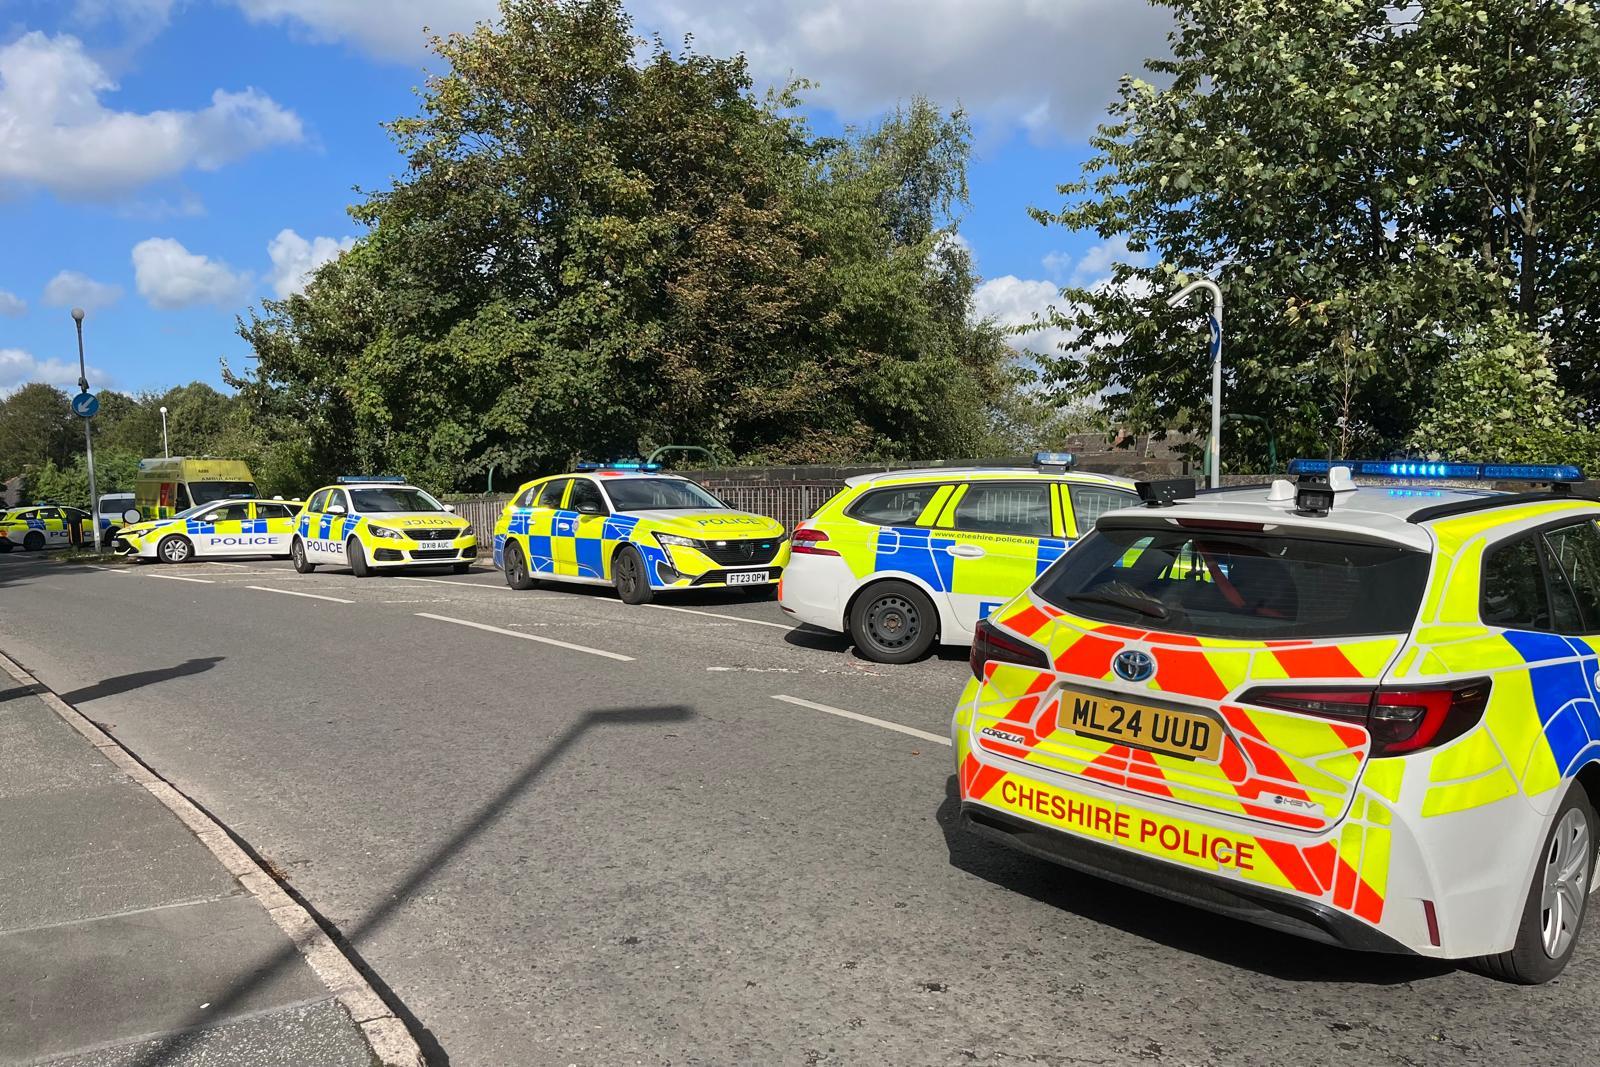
[
  {"left": 576, "top": 502, "right": 604, "bottom": 516},
  {"left": 443, "top": 503, "right": 457, "bottom": 513},
  {"left": 327, "top": 504, "right": 347, "bottom": 515},
  {"left": 123, "top": 508, "right": 141, "bottom": 524}
]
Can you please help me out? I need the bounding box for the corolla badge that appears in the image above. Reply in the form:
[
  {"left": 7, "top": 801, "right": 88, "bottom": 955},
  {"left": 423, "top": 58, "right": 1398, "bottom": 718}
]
[{"left": 1112, "top": 649, "right": 1156, "bottom": 683}]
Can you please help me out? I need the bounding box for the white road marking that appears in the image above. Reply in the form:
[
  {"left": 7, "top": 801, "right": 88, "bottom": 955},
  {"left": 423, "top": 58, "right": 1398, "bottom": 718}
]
[
  {"left": 415, "top": 612, "right": 634, "bottom": 661},
  {"left": 146, "top": 573, "right": 214, "bottom": 584},
  {"left": 395, "top": 575, "right": 504, "bottom": 589},
  {"left": 85, "top": 565, "right": 130, "bottom": 574},
  {"left": 199, "top": 561, "right": 247, "bottom": 568},
  {"left": 645, "top": 603, "right": 793, "bottom": 630},
  {"left": 771, "top": 694, "right": 951, "bottom": 747},
  {"left": 247, "top": 585, "right": 355, "bottom": 604}
]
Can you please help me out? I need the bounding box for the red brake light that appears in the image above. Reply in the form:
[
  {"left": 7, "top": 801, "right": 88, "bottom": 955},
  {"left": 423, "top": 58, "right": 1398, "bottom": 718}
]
[
  {"left": 1240, "top": 679, "right": 1491, "bottom": 757},
  {"left": 971, "top": 618, "right": 1052, "bottom": 679},
  {"left": 792, "top": 526, "right": 839, "bottom": 556}
]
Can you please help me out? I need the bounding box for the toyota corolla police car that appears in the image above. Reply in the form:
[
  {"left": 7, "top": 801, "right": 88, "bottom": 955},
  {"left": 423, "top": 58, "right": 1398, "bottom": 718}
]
[
  {"left": 954, "top": 461, "right": 1600, "bottom": 981},
  {"left": 0, "top": 505, "right": 91, "bottom": 552},
  {"left": 492, "top": 463, "right": 788, "bottom": 604},
  {"left": 113, "top": 498, "right": 305, "bottom": 563},
  {"left": 291, "top": 478, "right": 477, "bottom": 576},
  {"left": 779, "top": 454, "right": 1138, "bottom": 662}
]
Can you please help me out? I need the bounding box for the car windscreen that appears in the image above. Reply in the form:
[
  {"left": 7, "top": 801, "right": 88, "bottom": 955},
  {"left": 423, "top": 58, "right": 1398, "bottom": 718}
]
[
  {"left": 1033, "top": 525, "right": 1431, "bottom": 639},
  {"left": 603, "top": 478, "right": 725, "bottom": 511},
  {"left": 348, "top": 487, "right": 446, "bottom": 513},
  {"left": 189, "top": 481, "right": 257, "bottom": 504}
]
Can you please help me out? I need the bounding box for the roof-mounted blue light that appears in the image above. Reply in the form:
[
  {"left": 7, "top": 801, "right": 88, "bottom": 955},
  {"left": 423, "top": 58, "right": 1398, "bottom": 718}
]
[
  {"left": 576, "top": 460, "right": 662, "bottom": 472},
  {"left": 336, "top": 475, "right": 408, "bottom": 484},
  {"left": 1033, "top": 451, "right": 1077, "bottom": 470},
  {"left": 1287, "top": 459, "right": 1584, "bottom": 483}
]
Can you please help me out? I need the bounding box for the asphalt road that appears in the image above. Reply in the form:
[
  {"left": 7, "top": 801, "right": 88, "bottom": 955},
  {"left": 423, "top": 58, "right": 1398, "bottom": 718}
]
[{"left": 2, "top": 549, "right": 1595, "bottom": 1066}]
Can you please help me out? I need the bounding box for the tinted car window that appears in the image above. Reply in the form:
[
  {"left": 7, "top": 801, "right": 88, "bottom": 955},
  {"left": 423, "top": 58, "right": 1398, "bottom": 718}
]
[
  {"left": 307, "top": 490, "right": 330, "bottom": 512},
  {"left": 536, "top": 479, "right": 570, "bottom": 509},
  {"left": 208, "top": 504, "right": 252, "bottom": 523},
  {"left": 952, "top": 483, "right": 1052, "bottom": 538},
  {"left": 1035, "top": 526, "right": 1431, "bottom": 639},
  {"left": 569, "top": 479, "right": 606, "bottom": 513},
  {"left": 1069, "top": 485, "right": 1139, "bottom": 530},
  {"left": 1543, "top": 520, "right": 1600, "bottom": 632},
  {"left": 256, "top": 503, "right": 295, "bottom": 520},
  {"left": 1481, "top": 536, "right": 1549, "bottom": 630},
  {"left": 847, "top": 484, "right": 944, "bottom": 527}
]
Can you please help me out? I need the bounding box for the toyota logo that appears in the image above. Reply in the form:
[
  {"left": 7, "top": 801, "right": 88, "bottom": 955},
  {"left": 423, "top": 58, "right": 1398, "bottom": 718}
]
[{"left": 1112, "top": 649, "right": 1156, "bottom": 683}]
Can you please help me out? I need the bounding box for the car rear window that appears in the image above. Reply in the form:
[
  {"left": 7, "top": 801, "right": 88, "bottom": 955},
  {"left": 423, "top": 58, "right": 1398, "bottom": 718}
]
[{"left": 1034, "top": 525, "right": 1431, "bottom": 639}]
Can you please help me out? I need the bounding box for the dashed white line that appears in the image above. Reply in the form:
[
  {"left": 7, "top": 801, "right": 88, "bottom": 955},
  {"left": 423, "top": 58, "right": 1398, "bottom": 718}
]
[
  {"left": 84, "top": 565, "right": 130, "bottom": 574},
  {"left": 644, "top": 603, "right": 793, "bottom": 630},
  {"left": 415, "top": 612, "right": 634, "bottom": 661},
  {"left": 246, "top": 585, "right": 355, "bottom": 604},
  {"left": 771, "top": 694, "right": 951, "bottom": 746},
  {"left": 146, "top": 573, "right": 214, "bottom": 584},
  {"left": 199, "top": 561, "right": 247, "bottom": 568}
]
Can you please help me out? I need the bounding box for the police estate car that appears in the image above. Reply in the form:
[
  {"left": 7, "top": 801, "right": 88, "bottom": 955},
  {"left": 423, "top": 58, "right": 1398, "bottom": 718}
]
[
  {"left": 113, "top": 499, "right": 305, "bottom": 562},
  {"left": 779, "top": 454, "right": 1138, "bottom": 662},
  {"left": 291, "top": 478, "right": 476, "bottom": 576},
  {"left": 0, "top": 505, "right": 92, "bottom": 552},
  {"left": 493, "top": 463, "right": 788, "bottom": 604},
  {"left": 954, "top": 460, "right": 1600, "bottom": 981}
]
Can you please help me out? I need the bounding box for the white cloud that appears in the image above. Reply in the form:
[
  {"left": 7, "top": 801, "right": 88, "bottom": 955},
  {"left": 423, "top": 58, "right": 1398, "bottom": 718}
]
[
  {"left": 132, "top": 238, "right": 250, "bottom": 310},
  {"left": 229, "top": 0, "right": 497, "bottom": 60},
  {"left": 266, "top": 228, "right": 356, "bottom": 298},
  {"left": 1068, "top": 235, "right": 1151, "bottom": 286},
  {"left": 0, "top": 32, "right": 303, "bottom": 200},
  {"left": 42, "top": 270, "right": 124, "bottom": 311},
  {"left": 635, "top": 0, "right": 1173, "bottom": 135},
  {"left": 0, "top": 347, "right": 109, "bottom": 396},
  {"left": 0, "top": 291, "right": 25, "bottom": 317},
  {"left": 973, "top": 275, "right": 1073, "bottom": 358}
]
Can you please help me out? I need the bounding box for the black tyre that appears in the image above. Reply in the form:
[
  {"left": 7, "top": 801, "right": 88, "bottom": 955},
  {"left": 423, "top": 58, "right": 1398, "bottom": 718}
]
[
  {"left": 348, "top": 538, "right": 372, "bottom": 578},
  {"left": 1477, "top": 787, "right": 1596, "bottom": 984},
  {"left": 848, "top": 580, "right": 938, "bottom": 663},
  {"left": 157, "top": 534, "right": 192, "bottom": 564},
  {"left": 0, "top": 541, "right": 12, "bottom": 553},
  {"left": 612, "top": 544, "right": 654, "bottom": 605},
  {"left": 291, "top": 538, "right": 316, "bottom": 573},
  {"left": 504, "top": 542, "right": 537, "bottom": 590},
  {"left": 452, "top": 561, "right": 472, "bottom": 575},
  {"left": 23, "top": 531, "right": 45, "bottom": 552}
]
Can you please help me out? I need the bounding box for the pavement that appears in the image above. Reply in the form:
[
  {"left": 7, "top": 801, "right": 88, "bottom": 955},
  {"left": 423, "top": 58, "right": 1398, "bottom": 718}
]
[
  {"left": 2, "top": 549, "right": 1599, "bottom": 1065},
  {"left": 0, "top": 643, "right": 406, "bottom": 1065}
]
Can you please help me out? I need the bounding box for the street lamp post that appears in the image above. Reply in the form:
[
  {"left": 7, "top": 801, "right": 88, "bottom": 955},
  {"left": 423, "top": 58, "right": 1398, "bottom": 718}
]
[
  {"left": 1167, "top": 278, "right": 1224, "bottom": 489},
  {"left": 71, "top": 308, "right": 101, "bottom": 551},
  {"left": 159, "top": 406, "right": 169, "bottom": 457}
]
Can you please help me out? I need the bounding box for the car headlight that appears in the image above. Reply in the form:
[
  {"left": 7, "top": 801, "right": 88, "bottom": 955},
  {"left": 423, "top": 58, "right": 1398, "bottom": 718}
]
[
  {"left": 369, "top": 525, "right": 402, "bottom": 540},
  {"left": 654, "top": 533, "right": 700, "bottom": 549}
]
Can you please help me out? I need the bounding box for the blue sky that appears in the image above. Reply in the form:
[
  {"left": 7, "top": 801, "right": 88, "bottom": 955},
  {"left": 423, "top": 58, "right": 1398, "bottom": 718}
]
[{"left": 0, "top": 0, "right": 1172, "bottom": 397}]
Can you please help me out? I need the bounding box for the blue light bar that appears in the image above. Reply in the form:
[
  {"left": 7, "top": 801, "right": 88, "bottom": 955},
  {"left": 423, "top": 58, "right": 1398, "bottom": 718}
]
[
  {"left": 1287, "top": 459, "right": 1584, "bottom": 483},
  {"left": 336, "top": 475, "right": 408, "bottom": 484},
  {"left": 576, "top": 460, "right": 662, "bottom": 472},
  {"left": 1033, "top": 451, "right": 1077, "bottom": 469}
]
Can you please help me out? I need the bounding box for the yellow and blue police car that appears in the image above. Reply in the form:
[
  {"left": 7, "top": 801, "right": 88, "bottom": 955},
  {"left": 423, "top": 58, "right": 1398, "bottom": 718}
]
[
  {"left": 956, "top": 459, "right": 1600, "bottom": 981},
  {"left": 112, "top": 498, "right": 305, "bottom": 563},
  {"left": 291, "top": 477, "right": 477, "bottom": 577},
  {"left": 492, "top": 463, "right": 788, "bottom": 604},
  {"left": 778, "top": 454, "right": 1139, "bottom": 662},
  {"left": 0, "top": 505, "right": 91, "bottom": 552}
]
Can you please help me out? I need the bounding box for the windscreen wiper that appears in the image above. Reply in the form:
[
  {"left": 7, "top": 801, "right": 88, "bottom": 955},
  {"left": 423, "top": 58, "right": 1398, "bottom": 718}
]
[{"left": 1063, "top": 589, "right": 1170, "bottom": 620}]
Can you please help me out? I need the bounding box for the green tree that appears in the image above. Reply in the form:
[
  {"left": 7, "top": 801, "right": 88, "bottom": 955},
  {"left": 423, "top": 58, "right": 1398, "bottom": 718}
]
[
  {"left": 1035, "top": 0, "right": 1600, "bottom": 465},
  {"left": 0, "top": 384, "right": 76, "bottom": 479},
  {"left": 233, "top": 0, "right": 1016, "bottom": 489}
]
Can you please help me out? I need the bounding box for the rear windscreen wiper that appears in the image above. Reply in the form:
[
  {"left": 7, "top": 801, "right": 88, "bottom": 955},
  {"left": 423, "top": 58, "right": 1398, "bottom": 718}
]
[{"left": 1063, "top": 589, "right": 1170, "bottom": 620}]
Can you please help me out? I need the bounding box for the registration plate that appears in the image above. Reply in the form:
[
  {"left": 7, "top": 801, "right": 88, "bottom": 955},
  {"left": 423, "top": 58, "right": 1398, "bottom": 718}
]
[
  {"left": 1062, "top": 688, "right": 1222, "bottom": 762},
  {"left": 725, "top": 570, "right": 769, "bottom": 586}
]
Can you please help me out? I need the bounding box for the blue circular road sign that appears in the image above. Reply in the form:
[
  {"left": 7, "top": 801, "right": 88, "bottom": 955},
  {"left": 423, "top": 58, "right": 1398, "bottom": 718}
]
[{"left": 71, "top": 391, "right": 99, "bottom": 418}]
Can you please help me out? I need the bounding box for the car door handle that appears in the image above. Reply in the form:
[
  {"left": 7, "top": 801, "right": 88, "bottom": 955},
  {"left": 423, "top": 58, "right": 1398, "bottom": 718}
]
[{"left": 948, "top": 544, "right": 986, "bottom": 558}]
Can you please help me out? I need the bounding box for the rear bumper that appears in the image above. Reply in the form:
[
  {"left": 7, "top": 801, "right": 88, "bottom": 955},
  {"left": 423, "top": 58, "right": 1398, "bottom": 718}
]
[
  {"left": 777, "top": 553, "right": 854, "bottom": 632},
  {"left": 961, "top": 804, "right": 1415, "bottom": 955}
]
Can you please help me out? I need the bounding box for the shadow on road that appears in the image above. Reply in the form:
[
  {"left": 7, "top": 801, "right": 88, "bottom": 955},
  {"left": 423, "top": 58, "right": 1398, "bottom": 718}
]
[
  {"left": 57, "top": 657, "right": 225, "bottom": 706},
  {"left": 0, "top": 551, "right": 118, "bottom": 588},
  {"left": 0, "top": 684, "right": 41, "bottom": 704},
  {"left": 782, "top": 624, "right": 971, "bottom": 664},
  {"left": 936, "top": 775, "right": 1456, "bottom": 986},
  {"left": 128, "top": 702, "right": 697, "bottom": 1067}
]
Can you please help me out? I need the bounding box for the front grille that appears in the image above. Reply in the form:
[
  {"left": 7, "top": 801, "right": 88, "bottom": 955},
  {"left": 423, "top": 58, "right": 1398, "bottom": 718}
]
[
  {"left": 699, "top": 538, "right": 782, "bottom": 567},
  {"left": 410, "top": 528, "right": 460, "bottom": 542}
]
